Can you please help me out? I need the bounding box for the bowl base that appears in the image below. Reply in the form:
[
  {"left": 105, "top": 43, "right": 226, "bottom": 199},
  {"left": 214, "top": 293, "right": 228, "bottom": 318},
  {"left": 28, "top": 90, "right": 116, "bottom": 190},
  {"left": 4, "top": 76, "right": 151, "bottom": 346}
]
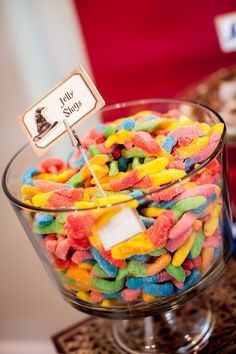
[{"left": 111, "top": 296, "right": 215, "bottom": 353}]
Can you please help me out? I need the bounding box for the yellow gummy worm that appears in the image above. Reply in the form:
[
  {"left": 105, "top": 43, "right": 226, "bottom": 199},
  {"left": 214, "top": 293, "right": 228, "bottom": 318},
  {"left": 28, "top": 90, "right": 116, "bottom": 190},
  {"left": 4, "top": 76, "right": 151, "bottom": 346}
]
[
  {"left": 74, "top": 201, "right": 96, "bottom": 209},
  {"left": 53, "top": 169, "right": 75, "bottom": 183},
  {"left": 132, "top": 110, "right": 154, "bottom": 120},
  {"left": 172, "top": 231, "right": 196, "bottom": 267},
  {"left": 82, "top": 192, "right": 91, "bottom": 201},
  {"left": 96, "top": 194, "right": 131, "bottom": 207},
  {"left": 155, "top": 135, "right": 166, "bottom": 145},
  {"left": 84, "top": 187, "right": 98, "bottom": 196},
  {"left": 104, "top": 130, "right": 134, "bottom": 148},
  {"left": 203, "top": 203, "right": 221, "bottom": 236},
  {"left": 92, "top": 172, "right": 126, "bottom": 184},
  {"left": 21, "top": 185, "right": 41, "bottom": 197},
  {"left": 79, "top": 263, "right": 94, "bottom": 270},
  {"left": 76, "top": 291, "right": 90, "bottom": 302},
  {"left": 150, "top": 169, "right": 186, "bottom": 186},
  {"left": 89, "top": 154, "right": 109, "bottom": 166},
  {"left": 141, "top": 207, "right": 165, "bottom": 218},
  {"left": 198, "top": 122, "right": 211, "bottom": 135},
  {"left": 208, "top": 122, "right": 224, "bottom": 136},
  {"left": 136, "top": 157, "right": 169, "bottom": 179},
  {"left": 146, "top": 253, "right": 171, "bottom": 276},
  {"left": 200, "top": 247, "right": 214, "bottom": 273},
  {"left": 166, "top": 117, "right": 193, "bottom": 131},
  {"left": 34, "top": 169, "right": 75, "bottom": 183},
  {"left": 32, "top": 191, "right": 53, "bottom": 207},
  {"left": 175, "top": 136, "right": 210, "bottom": 159},
  {"left": 111, "top": 232, "right": 155, "bottom": 259}
]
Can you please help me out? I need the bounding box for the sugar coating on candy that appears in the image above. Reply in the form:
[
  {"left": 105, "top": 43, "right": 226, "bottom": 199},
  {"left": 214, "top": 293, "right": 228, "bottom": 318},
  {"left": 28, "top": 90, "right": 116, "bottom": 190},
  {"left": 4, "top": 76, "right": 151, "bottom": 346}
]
[
  {"left": 48, "top": 188, "right": 84, "bottom": 208},
  {"left": 126, "top": 276, "right": 157, "bottom": 290},
  {"left": 165, "top": 264, "right": 186, "bottom": 283},
  {"left": 22, "top": 167, "right": 38, "bottom": 186},
  {"left": 143, "top": 282, "right": 174, "bottom": 296},
  {"left": 168, "top": 212, "right": 197, "bottom": 239},
  {"left": 120, "top": 118, "right": 135, "bottom": 131},
  {"left": 132, "top": 131, "right": 161, "bottom": 154},
  {"left": 121, "top": 288, "right": 141, "bottom": 301},
  {"left": 21, "top": 109, "right": 224, "bottom": 305},
  {"left": 91, "top": 247, "right": 118, "bottom": 277}
]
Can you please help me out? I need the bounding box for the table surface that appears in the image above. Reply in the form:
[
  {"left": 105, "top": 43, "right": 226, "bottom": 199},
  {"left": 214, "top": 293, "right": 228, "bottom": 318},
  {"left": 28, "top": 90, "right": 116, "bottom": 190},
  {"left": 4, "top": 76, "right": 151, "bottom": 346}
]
[{"left": 52, "top": 258, "right": 236, "bottom": 354}]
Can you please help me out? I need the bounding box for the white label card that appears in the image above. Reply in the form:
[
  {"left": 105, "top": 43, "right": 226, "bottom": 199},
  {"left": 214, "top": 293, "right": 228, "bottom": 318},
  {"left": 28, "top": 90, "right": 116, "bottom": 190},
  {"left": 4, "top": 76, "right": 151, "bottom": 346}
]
[
  {"left": 17, "top": 66, "right": 105, "bottom": 155},
  {"left": 215, "top": 12, "right": 236, "bottom": 53},
  {"left": 97, "top": 208, "right": 146, "bottom": 250}
]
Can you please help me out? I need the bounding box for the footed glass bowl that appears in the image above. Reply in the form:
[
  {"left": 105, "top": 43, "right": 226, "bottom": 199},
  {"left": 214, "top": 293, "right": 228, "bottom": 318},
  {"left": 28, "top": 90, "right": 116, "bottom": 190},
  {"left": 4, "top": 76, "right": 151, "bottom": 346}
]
[{"left": 3, "top": 99, "right": 232, "bottom": 353}]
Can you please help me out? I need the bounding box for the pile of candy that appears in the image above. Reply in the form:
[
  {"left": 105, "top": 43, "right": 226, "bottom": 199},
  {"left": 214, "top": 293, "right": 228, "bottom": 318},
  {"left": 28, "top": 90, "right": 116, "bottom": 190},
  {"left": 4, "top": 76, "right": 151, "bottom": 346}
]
[{"left": 21, "top": 110, "right": 224, "bottom": 307}]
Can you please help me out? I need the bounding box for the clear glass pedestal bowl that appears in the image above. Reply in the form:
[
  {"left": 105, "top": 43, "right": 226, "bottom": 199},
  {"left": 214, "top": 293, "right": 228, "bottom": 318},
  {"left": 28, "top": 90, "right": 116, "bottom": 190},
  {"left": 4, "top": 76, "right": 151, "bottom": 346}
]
[{"left": 2, "top": 100, "right": 232, "bottom": 353}]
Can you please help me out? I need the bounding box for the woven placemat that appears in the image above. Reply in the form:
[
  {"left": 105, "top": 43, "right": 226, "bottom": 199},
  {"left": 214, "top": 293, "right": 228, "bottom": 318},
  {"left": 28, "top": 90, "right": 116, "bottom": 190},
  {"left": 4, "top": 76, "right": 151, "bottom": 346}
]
[{"left": 52, "top": 259, "right": 236, "bottom": 354}]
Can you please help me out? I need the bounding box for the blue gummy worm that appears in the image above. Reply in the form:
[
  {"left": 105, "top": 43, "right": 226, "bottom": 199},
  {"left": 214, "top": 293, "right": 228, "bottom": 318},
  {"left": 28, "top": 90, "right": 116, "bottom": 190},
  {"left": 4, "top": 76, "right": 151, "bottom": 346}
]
[
  {"left": 141, "top": 216, "right": 155, "bottom": 229},
  {"left": 103, "top": 291, "right": 122, "bottom": 300},
  {"left": 150, "top": 200, "right": 176, "bottom": 209},
  {"left": 22, "top": 167, "right": 38, "bottom": 185},
  {"left": 120, "top": 118, "right": 135, "bottom": 131},
  {"left": 118, "top": 156, "right": 129, "bottom": 172},
  {"left": 130, "top": 254, "right": 149, "bottom": 262},
  {"left": 182, "top": 269, "right": 201, "bottom": 290},
  {"left": 126, "top": 276, "right": 157, "bottom": 290},
  {"left": 91, "top": 248, "right": 118, "bottom": 277},
  {"left": 184, "top": 158, "right": 194, "bottom": 172},
  {"left": 35, "top": 214, "right": 54, "bottom": 227},
  {"left": 143, "top": 282, "right": 174, "bottom": 296},
  {"left": 162, "top": 135, "right": 176, "bottom": 153},
  {"left": 192, "top": 193, "right": 216, "bottom": 215}
]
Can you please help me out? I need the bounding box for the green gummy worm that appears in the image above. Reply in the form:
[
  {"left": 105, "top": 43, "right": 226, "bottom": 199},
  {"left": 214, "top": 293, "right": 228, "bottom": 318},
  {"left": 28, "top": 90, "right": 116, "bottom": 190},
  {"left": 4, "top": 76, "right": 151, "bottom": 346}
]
[
  {"left": 92, "top": 263, "right": 110, "bottom": 278},
  {"left": 172, "top": 196, "right": 207, "bottom": 220},
  {"left": 116, "top": 260, "right": 147, "bottom": 281},
  {"left": 103, "top": 124, "right": 116, "bottom": 138},
  {"left": 109, "top": 160, "right": 119, "bottom": 176},
  {"left": 148, "top": 248, "right": 167, "bottom": 256},
  {"left": 133, "top": 120, "right": 160, "bottom": 132},
  {"left": 91, "top": 278, "right": 124, "bottom": 294},
  {"left": 89, "top": 145, "right": 101, "bottom": 157},
  {"left": 132, "top": 157, "right": 142, "bottom": 169},
  {"left": 165, "top": 264, "right": 186, "bottom": 283},
  {"left": 122, "top": 147, "right": 147, "bottom": 158},
  {"left": 34, "top": 220, "right": 62, "bottom": 234},
  {"left": 189, "top": 229, "right": 204, "bottom": 258},
  {"left": 56, "top": 212, "right": 68, "bottom": 224},
  {"left": 67, "top": 173, "right": 83, "bottom": 187}
]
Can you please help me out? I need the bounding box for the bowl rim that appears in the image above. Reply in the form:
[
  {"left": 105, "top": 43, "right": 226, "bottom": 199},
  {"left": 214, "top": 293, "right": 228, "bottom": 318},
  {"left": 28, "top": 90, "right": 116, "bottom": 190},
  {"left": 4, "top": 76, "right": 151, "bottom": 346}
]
[{"left": 2, "top": 98, "right": 226, "bottom": 213}]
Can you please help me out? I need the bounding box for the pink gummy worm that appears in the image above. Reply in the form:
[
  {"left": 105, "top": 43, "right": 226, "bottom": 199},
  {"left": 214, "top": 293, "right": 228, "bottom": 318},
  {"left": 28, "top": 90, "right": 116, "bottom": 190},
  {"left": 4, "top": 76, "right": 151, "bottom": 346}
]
[
  {"left": 168, "top": 212, "right": 198, "bottom": 239},
  {"left": 121, "top": 288, "right": 141, "bottom": 302},
  {"left": 157, "top": 270, "right": 173, "bottom": 282},
  {"left": 134, "top": 176, "right": 152, "bottom": 188},
  {"left": 149, "top": 184, "right": 185, "bottom": 202},
  {"left": 203, "top": 234, "right": 222, "bottom": 248},
  {"left": 110, "top": 170, "right": 139, "bottom": 191},
  {"left": 34, "top": 180, "right": 70, "bottom": 192},
  {"left": 166, "top": 227, "right": 193, "bottom": 252},
  {"left": 175, "top": 184, "right": 216, "bottom": 201},
  {"left": 71, "top": 249, "right": 93, "bottom": 264},
  {"left": 132, "top": 131, "right": 161, "bottom": 154},
  {"left": 90, "top": 291, "right": 105, "bottom": 303},
  {"left": 169, "top": 125, "right": 200, "bottom": 140},
  {"left": 172, "top": 279, "right": 184, "bottom": 289}
]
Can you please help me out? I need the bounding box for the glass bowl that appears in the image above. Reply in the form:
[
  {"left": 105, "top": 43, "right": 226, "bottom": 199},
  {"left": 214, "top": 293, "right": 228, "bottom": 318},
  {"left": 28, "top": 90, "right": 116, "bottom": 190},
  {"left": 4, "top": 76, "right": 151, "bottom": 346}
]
[{"left": 2, "top": 99, "right": 232, "bottom": 353}]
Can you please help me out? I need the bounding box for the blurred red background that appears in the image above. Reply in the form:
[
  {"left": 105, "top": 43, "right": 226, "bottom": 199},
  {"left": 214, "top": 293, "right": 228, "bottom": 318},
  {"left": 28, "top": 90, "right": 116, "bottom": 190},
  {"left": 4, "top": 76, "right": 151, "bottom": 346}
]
[{"left": 74, "top": 0, "right": 236, "bottom": 104}]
